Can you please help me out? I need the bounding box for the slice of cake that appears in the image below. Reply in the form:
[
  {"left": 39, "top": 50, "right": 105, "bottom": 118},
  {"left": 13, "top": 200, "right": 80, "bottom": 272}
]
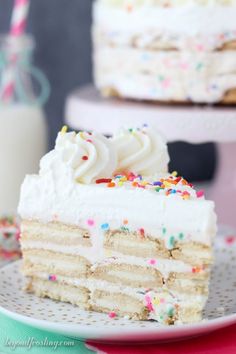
[
  {"left": 93, "top": 0, "right": 236, "bottom": 104},
  {"left": 18, "top": 126, "right": 217, "bottom": 325}
]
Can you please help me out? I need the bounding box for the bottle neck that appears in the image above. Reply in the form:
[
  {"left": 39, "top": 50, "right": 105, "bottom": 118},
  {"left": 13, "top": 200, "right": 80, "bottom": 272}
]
[{"left": 0, "top": 35, "right": 50, "bottom": 106}]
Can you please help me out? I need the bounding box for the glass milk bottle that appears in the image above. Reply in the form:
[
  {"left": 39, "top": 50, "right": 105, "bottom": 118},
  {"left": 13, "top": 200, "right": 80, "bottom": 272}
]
[{"left": 0, "top": 35, "right": 50, "bottom": 216}]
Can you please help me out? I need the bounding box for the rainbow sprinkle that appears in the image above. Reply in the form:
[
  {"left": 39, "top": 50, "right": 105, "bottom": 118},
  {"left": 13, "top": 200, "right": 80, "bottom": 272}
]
[
  {"left": 101, "top": 223, "right": 109, "bottom": 230},
  {"left": 87, "top": 219, "right": 95, "bottom": 227},
  {"left": 104, "top": 172, "right": 200, "bottom": 201},
  {"left": 196, "top": 190, "right": 205, "bottom": 198},
  {"left": 60, "top": 125, "right": 68, "bottom": 134},
  {"left": 192, "top": 266, "right": 203, "bottom": 274},
  {"left": 144, "top": 294, "right": 154, "bottom": 312},
  {"left": 96, "top": 178, "right": 112, "bottom": 184},
  {"left": 225, "top": 235, "right": 236, "bottom": 245},
  {"left": 139, "top": 228, "right": 145, "bottom": 238},
  {"left": 167, "top": 236, "right": 176, "bottom": 249},
  {"left": 178, "top": 233, "right": 184, "bottom": 240},
  {"left": 108, "top": 311, "right": 117, "bottom": 319},
  {"left": 148, "top": 259, "right": 157, "bottom": 266}
]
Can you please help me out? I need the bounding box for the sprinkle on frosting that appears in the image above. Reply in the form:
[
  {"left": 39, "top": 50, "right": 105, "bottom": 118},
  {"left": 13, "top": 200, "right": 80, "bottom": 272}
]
[
  {"left": 197, "top": 190, "right": 205, "bottom": 198},
  {"left": 145, "top": 290, "right": 179, "bottom": 324},
  {"left": 120, "top": 221, "right": 129, "bottom": 231},
  {"left": 96, "top": 178, "right": 112, "bottom": 184},
  {"left": 144, "top": 294, "right": 154, "bottom": 312},
  {"left": 192, "top": 266, "right": 203, "bottom": 274},
  {"left": 48, "top": 275, "right": 57, "bottom": 281},
  {"left": 108, "top": 311, "right": 117, "bottom": 318},
  {"left": 107, "top": 182, "right": 116, "bottom": 187},
  {"left": 120, "top": 226, "right": 129, "bottom": 232},
  {"left": 225, "top": 235, "right": 236, "bottom": 245},
  {"left": 105, "top": 172, "right": 202, "bottom": 201},
  {"left": 167, "top": 235, "right": 176, "bottom": 249},
  {"left": 148, "top": 259, "right": 157, "bottom": 265},
  {"left": 87, "top": 219, "right": 95, "bottom": 227},
  {"left": 178, "top": 232, "right": 184, "bottom": 240},
  {"left": 101, "top": 223, "right": 110, "bottom": 230},
  {"left": 60, "top": 125, "right": 68, "bottom": 134},
  {"left": 139, "top": 228, "right": 145, "bottom": 237}
]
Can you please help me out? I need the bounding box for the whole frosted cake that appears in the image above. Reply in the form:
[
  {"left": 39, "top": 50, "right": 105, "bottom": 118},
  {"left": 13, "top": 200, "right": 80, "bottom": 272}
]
[
  {"left": 93, "top": 0, "right": 236, "bottom": 104},
  {"left": 18, "top": 126, "right": 217, "bottom": 324}
]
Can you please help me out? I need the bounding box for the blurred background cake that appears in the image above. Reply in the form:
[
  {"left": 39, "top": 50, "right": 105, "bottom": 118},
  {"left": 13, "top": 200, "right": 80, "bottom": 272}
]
[{"left": 93, "top": 0, "right": 236, "bottom": 104}]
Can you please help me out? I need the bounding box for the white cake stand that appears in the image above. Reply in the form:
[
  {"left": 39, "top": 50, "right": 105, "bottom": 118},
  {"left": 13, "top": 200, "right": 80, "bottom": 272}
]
[{"left": 65, "top": 84, "right": 236, "bottom": 229}]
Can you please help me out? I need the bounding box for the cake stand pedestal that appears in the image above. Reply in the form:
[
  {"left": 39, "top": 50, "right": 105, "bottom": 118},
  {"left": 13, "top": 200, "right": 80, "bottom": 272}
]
[{"left": 65, "top": 85, "right": 236, "bottom": 228}]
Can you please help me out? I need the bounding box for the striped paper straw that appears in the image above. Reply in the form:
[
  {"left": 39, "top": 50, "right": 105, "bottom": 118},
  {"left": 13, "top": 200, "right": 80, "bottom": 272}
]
[
  {"left": 0, "top": 0, "right": 30, "bottom": 102},
  {"left": 10, "top": 0, "right": 30, "bottom": 37}
]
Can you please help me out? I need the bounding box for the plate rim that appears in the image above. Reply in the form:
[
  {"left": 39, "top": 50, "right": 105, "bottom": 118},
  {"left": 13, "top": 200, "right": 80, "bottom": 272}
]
[{"left": 0, "top": 260, "right": 236, "bottom": 341}]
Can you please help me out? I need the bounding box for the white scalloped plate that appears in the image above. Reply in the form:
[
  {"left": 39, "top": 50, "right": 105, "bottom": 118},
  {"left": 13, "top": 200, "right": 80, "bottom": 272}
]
[{"left": 0, "top": 231, "right": 236, "bottom": 343}]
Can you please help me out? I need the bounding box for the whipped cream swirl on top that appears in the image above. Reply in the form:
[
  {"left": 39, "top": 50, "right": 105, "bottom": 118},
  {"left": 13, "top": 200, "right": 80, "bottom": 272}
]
[
  {"left": 112, "top": 126, "right": 169, "bottom": 175},
  {"left": 40, "top": 130, "right": 117, "bottom": 184}
]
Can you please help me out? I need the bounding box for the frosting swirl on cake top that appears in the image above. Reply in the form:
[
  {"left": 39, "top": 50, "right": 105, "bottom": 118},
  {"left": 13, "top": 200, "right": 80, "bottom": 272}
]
[
  {"left": 40, "top": 128, "right": 117, "bottom": 184},
  {"left": 112, "top": 126, "right": 169, "bottom": 175},
  {"left": 40, "top": 126, "right": 169, "bottom": 184}
]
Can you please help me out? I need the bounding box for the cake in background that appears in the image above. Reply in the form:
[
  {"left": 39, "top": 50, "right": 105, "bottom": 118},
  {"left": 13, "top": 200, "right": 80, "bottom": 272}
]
[
  {"left": 18, "top": 126, "right": 217, "bottom": 325},
  {"left": 93, "top": 0, "right": 236, "bottom": 103}
]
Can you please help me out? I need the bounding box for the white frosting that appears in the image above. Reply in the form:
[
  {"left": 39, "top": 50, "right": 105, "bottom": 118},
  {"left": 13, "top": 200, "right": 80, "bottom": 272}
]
[
  {"left": 40, "top": 130, "right": 117, "bottom": 184},
  {"left": 94, "top": 47, "right": 236, "bottom": 103},
  {"left": 93, "top": 2, "right": 236, "bottom": 50},
  {"left": 18, "top": 167, "right": 216, "bottom": 248},
  {"left": 18, "top": 128, "right": 216, "bottom": 250},
  {"left": 112, "top": 126, "right": 169, "bottom": 174}
]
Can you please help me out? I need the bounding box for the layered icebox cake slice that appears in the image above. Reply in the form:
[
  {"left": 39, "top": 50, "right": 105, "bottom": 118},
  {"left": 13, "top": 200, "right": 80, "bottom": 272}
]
[{"left": 18, "top": 126, "right": 217, "bottom": 325}]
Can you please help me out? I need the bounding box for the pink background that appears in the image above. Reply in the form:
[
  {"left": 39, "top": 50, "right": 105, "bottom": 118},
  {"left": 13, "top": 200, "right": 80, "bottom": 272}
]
[{"left": 86, "top": 323, "right": 236, "bottom": 354}]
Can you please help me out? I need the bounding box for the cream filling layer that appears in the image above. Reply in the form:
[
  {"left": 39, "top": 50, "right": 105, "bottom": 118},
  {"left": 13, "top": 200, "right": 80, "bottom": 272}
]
[
  {"left": 92, "top": 254, "right": 194, "bottom": 277},
  {"left": 107, "top": 270, "right": 156, "bottom": 282},
  {"left": 29, "top": 271, "right": 207, "bottom": 308},
  {"left": 21, "top": 222, "right": 87, "bottom": 240},
  {"left": 94, "top": 47, "right": 236, "bottom": 103},
  {"left": 21, "top": 241, "right": 196, "bottom": 277},
  {"left": 21, "top": 240, "right": 95, "bottom": 262}
]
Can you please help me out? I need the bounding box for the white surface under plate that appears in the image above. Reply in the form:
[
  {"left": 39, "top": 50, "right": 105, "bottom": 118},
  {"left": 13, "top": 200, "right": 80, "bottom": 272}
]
[{"left": 0, "top": 231, "right": 236, "bottom": 343}]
